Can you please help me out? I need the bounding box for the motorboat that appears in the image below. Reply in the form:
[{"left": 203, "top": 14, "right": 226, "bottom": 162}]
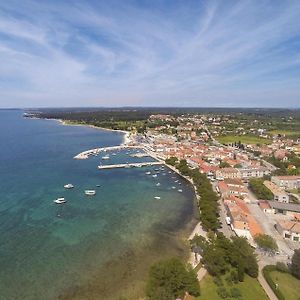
[
  {"left": 152, "top": 174, "right": 158, "bottom": 178},
  {"left": 64, "top": 184, "right": 74, "bottom": 189},
  {"left": 154, "top": 196, "right": 161, "bottom": 200},
  {"left": 178, "top": 189, "right": 183, "bottom": 193},
  {"left": 156, "top": 183, "right": 161, "bottom": 186},
  {"left": 54, "top": 197, "right": 66, "bottom": 204},
  {"left": 96, "top": 184, "right": 101, "bottom": 187},
  {"left": 85, "top": 190, "right": 96, "bottom": 196},
  {"left": 101, "top": 155, "right": 110, "bottom": 160},
  {"left": 172, "top": 186, "right": 176, "bottom": 189},
  {"left": 145, "top": 171, "right": 151, "bottom": 175}
]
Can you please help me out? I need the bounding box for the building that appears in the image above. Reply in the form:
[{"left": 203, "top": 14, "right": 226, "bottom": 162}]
[
  {"left": 264, "top": 181, "right": 289, "bottom": 203},
  {"left": 275, "top": 220, "right": 300, "bottom": 242},
  {"left": 216, "top": 167, "right": 240, "bottom": 179},
  {"left": 239, "top": 167, "right": 270, "bottom": 179},
  {"left": 271, "top": 176, "right": 300, "bottom": 190},
  {"left": 268, "top": 201, "right": 300, "bottom": 216}
]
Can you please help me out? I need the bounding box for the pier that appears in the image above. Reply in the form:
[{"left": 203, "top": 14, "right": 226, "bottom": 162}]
[{"left": 97, "top": 161, "right": 163, "bottom": 169}]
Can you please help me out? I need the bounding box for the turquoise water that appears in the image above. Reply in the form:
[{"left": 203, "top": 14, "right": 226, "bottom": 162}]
[{"left": 0, "top": 110, "right": 196, "bottom": 300}]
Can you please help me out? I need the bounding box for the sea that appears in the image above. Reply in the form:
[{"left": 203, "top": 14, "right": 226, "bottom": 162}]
[{"left": 0, "top": 110, "right": 196, "bottom": 300}]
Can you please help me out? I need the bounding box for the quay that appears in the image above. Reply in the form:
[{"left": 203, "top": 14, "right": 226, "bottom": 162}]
[
  {"left": 97, "top": 161, "right": 163, "bottom": 169},
  {"left": 74, "top": 145, "right": 143, "bottom": 159}
]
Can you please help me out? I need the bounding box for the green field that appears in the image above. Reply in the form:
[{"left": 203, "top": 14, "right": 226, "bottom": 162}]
[
  {"left": 269, "top": 271, "right": 300, "bottom": 300},
  {"left": 268, "top": 130, "right": 300, "bottom": 138},
  {"left": 216, "top": 135, "right": 271, "bottom": 145},
  {"left": 187, "top": 274, "right": 268, "bottom": 300}
]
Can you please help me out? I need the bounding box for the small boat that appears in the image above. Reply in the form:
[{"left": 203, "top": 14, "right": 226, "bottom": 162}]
[
  {"left": 96, "top": 184, "right": 101, "bottom": 187},
  {"left": 172, "top": 186, "right": 176, "bottom": 189},
  {"left": 145, "top": 171, "right": 151, "bottom": 175},
  {"left": 101, "top": 155, "right": 110, "bottom": 160},
  {"left": 54, "top": 197, "right": 66, "bottom": 204},
  {"left": 168, "top": 171, "right": 172, "bottom": 174},
  {"left": 154, "top": 196, "right": 161, "bottom": 200},
  {"left": 112, "top": 153, "right": 117, "bottom": 156},
  {"left": 64, "top": 183, "right": 74, "bottom": 189},
  {"left": 156, "top": 183, "right": 161, "bottom": 186},
  {"left": 178, "top": 189, "right": 183, "bottom": 193},
  {"left": 175, "top": 180, "right": 179, "bottom": 183},
  {"left": 152, "top": 174, "right": 158, "bottom": 178},
  {"left": 85, "top": 190, "right": 96, "bottom": 196}
]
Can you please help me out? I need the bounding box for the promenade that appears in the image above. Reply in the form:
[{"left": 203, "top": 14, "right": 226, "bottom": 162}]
[{"left": 97, "top": 161, "right": 163, "bottom": 169}]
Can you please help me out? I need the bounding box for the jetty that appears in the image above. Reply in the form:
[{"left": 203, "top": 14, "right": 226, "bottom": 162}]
[
  {"left": 74, "top": 145, "right": 143, "bottom": 159},
  {"left": 98, "top": 161, "right": 163, "bottom": 169}
]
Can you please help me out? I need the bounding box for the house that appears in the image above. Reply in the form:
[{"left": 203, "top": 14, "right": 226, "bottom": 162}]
[
  {"left": 264, "top": 181, "right": 289, "bottom": 203},
  {"left": 271, "top": 176, "right": 300, "bottom": 190},
  {"left": 258, "top": 200, "right": 273, "bottom": 213},
  {"left": 275, "top": 220, "right": 300, "bottom": 242},
  {"left": 225, "top": 197, "right": 263, "bottom": 239}
]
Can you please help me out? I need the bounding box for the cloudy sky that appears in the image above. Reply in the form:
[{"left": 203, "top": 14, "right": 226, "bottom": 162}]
[{"left": 0, "top": 0, "right": 300, "bottom": 108}]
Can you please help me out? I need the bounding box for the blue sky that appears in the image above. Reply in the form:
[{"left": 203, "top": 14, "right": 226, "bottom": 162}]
[{"left": 0, "top": 0, "right": 300, "bottom": 108}]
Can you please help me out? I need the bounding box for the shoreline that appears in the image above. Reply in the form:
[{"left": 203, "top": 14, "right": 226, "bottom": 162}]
[{"left": 28, "top": 114, "right": 201, "bottom": 268}]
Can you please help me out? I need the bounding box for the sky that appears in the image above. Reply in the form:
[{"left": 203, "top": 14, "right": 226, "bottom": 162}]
[{"left": 0, "top": 0, "right": 300, "bottom": 108}]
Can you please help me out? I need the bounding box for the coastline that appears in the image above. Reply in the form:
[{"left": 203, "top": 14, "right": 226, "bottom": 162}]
[{"left": 27, "top": 114, "right": 201, "bottom": 269}]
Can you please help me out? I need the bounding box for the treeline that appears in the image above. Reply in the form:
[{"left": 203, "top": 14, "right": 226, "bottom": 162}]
[
  {"left": 249, "top": 178, "right": 274, "bottom": 200},
  {"left": 191, "top": 233, "right": 258, "bottom": 279},
  {"left": 145, "top": 258, "right": 200, "bottom": 300},
  {"left": 166, "top": 157, "right": 220, "bottom": 231},
  {"left": 267, "top": 153, "right": 300, "bottom": 176}
]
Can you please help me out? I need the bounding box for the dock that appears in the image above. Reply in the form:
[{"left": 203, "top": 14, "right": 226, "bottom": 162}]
[{"left": 97, "top": 161, "right": 163, "bottom": 169}]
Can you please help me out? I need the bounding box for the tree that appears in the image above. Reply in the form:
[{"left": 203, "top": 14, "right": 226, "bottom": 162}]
[
  {"left": 146, "top": 258, "right": 200, "bottom": 300},
  {"left": 249, "top": 178, "right": 274, "bottom": 200},
  {"left": 165, "top": 156, "right": 178, "bottom": 166},
  {"left": 219, "top": 161, "right": 231, "bottom": 168},
  {"left": 291, "top": 249, "right": 300, "bottom": 279},
  {"left": 254, "top": 234, "right": 278, "bottom": 252}
]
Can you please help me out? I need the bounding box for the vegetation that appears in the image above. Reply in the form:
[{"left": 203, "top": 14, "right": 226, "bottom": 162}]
[
  {"left": 291, "top": 249, "right": 300, "bottom": 279},
  {"left": 263, "top": 263, "right": 300, "bottom": 300},
  {"left": 219, "top": 161, "right": 231, "bottom": 168},
  {"left": 166, "top": 158, "right": 220, "bottom": 231},
  {"left": 254, "top": 234, "right": 278, "bottom": 253},
  {"left": 216, "top": 135, "right": 271, "bottom": 145},
  {"left": 187, "top": 273, "right": 268, "bottom": 300},
  {"left": 190, "top": 233, "right": 258, "bottom": 280},
  {"left": 165, "top": 157, "right": 178, "bottom": 166},
  {"left": 145, "top": 257, "right": 200, "bottom": 300},
  {"left": 248, "top": 178, "right": 274, "bottom": 200}
]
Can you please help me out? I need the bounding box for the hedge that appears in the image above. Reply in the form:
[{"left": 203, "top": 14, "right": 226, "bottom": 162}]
[{"left": 262, "top": 265, "right": 285, "bottom": 300}]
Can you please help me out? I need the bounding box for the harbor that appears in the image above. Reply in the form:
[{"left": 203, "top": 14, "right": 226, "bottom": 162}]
[{"left": 97, "top": 161, "right": 163, "bottom": 169}]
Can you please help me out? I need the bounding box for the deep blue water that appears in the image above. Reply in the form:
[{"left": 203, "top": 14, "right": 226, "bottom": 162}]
[{"left": 0, "top": 110, "right": 195, "bottom": 300}]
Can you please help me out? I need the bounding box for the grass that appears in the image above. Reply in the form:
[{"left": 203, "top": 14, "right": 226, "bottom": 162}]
[
  {"left": 268, "top": 130, "right": 300, "bottom": 137},
  {"left": 186, "top": 274, "right": 268, "bottom": 300},
  {"left": 269, "top": 271, "right": 300, "bottom": 300},
  {"left": 216, "top": 135, "right": 271, "bottom": 145}
]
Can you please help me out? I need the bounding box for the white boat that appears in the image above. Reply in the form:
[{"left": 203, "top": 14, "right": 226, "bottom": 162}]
[
  {"left": 112, "top": 153, "right": 117, "bottom": 156},
  {"left": 154, "top": 196, "right": 161, "bottom": 200},
  {"left": 172, "top": 186, "right": 176, "bottom": 189},
  {"left": 178, "top": 189, "right": 183, "bottom": 193},
  {"left": 64, "top": 183, "right": 74, "bottom": 189},
  {"left": 156, "top": 183, "right": 161, "bottom": 186},
  {"left": 145, "top": 171, "right": 151, "bottom": 175},
  {"left": 85, "top": 190, "right": 96, "bottom": 196},
  {"left": 96, "top": 184, "right": 101, "bottom": 187},
  {"left": 54, "top": 197, "right": 66, "bottom": 204},
  {"left": 101, "top": 155, "right": 110, "bottom": 160},
  {"left": 152, "top": 174, "right": 158, "bottom": 178}
]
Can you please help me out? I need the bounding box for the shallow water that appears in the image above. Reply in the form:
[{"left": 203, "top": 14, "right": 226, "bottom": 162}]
[{"left": 0, "top": 110, "right": 196, "bottom": 299}]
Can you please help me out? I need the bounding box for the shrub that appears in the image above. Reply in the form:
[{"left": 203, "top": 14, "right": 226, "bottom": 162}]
[
  {"left": 262, "top": 265, "right": 285, "bottom": 300},
  {"left": 216, "top": 287, "right": 229, "bottom": 299}
]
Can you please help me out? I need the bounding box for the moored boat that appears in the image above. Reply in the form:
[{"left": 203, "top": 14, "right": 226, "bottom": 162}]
[
  {"left": 85, "top": 190, "right": 96, "bottom": 196},
  {"left": 54, "top": 197, "right": 66, "bottom": 204},
  {"left": 64, "top": 183, "right": 74, "bottom": 189}
]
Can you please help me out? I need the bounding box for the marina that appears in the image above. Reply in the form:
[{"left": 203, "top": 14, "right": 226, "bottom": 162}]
[{"left": 97, "top": 161, "right": 163, "bottom": 169}]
